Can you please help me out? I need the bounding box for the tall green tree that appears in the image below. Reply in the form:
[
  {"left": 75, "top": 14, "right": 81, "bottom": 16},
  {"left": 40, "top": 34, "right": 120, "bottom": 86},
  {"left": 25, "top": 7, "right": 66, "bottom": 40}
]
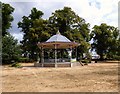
[
  {"left": 91, "top": 23, "right": 119, "bottom": 60},
  {"left": 18, "top": 8, "right": 50, "bottom": 61},
  {"left": 2, "top": 33, "right": 22, "bottom": 64},
  {"left": 1, "top": 2, "right": 21, "bottom": 64},
  {"left": 106, "top": 28, "right": 120, "bottom": 59},
  {"left": 48, "top": 7, "right": 90, "bottom": 58},
  {"left": 2, "top": 3, "right": 14, "bottom": 36}
]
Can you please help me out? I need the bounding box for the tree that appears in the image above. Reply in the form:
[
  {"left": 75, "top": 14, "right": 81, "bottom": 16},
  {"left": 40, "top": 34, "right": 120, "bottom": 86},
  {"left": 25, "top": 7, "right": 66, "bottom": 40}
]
[
  {"left": 106, "top": 28, "right": 120, "bottom": 59},
  {"left": 18, "top": 8, "right": 50, "bottom": 61},
  {"left": 91, "top": 23, "right": 119, "bottom": 60},
  {"left": 1, "top": 3, "right": 22, "bottom": 64},
  {"left": 2, "top": 3, "right": 14, "bottom": 36},
  {"left": 48, "top": 7, "right": 90, "bottom": 59},
  {"left": 0, "top": 2, "right": 2, "bottom": 63},
  {"left": 2, "top": 33, "right": 22, "bottom": 64},
  {"left": 18, "top": 7, "right": 90, "bottom": 61}
]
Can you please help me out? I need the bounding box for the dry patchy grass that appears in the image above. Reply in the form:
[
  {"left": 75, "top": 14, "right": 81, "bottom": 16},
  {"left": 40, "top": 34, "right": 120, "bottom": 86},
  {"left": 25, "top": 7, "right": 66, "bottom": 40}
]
[{"left": 2, "top": 61, "right": 119, "bottom": 92}]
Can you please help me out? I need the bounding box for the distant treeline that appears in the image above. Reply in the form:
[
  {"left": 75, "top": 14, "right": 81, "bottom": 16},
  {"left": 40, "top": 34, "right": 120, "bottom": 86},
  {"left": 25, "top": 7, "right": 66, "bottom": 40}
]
[{"left": 1, "top": 2, "right": 120, "bottom": 64}]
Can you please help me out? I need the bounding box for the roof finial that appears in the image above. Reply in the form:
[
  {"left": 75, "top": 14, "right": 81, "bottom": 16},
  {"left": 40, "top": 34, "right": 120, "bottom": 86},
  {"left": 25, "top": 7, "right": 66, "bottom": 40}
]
[{"left": 56, "top": 30, "right": 61, "bottom": 35}]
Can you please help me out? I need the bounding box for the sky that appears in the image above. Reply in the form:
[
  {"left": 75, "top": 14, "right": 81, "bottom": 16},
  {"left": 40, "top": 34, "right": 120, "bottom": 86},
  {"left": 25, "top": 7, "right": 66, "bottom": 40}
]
[{"left": 1, "top": 0, "right": 119, "bottom": 42}]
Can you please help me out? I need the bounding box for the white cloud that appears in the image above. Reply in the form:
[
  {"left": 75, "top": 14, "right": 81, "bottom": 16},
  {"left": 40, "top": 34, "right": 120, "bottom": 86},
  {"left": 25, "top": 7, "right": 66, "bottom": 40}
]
[
  {"left": 62, "top": 0, "right": 118, "bottom": 28},
  {"left": 67, "top": 0, "right": 118, "bottom": 28},
  {"left": 11, "top": 33, "right": 23, "bottom": 43}
]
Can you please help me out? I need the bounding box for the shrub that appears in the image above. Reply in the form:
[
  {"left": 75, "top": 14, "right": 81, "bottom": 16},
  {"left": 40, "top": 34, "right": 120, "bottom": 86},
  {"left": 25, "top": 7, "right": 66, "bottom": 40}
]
[
  {"left": 81, "top": 60, "right": 89, "bottom": 65},
  {"left": 10, "top": 62, "right": 22, "bottom": 68},
  {"left": 18, "top": 57, "right": 30, "bottom": 63},
  {"left": 112, "top": 55, "right": 120, "bottom": 60},
  {"left": 2, "top": 34, "right": 22, "bottom": 64}
]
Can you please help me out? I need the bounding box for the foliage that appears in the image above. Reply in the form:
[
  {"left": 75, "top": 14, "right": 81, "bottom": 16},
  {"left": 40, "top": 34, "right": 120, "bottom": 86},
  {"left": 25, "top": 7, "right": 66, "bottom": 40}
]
[
  {"left": 2, "top": 33, "right": 22, "bottom": 64},
  {"left": 48, "top": 7, "right": 91, "bottom": 59},
  {"left": 112, "top": 55, "right": 120, "bottom": 60},
  {"left": 10, "top": 62, "right": 22, "bottom": 68},
  {"left": 3, "top": 3, "right": 119, "bottom": 62},
  {"left": 18, "top": 7, "right": 90, "bottom": 61},
  {"left": 2, "top": 2, "right": 14, "bottom": 36},
  {"left": 81, "top": 59, "right": 89, "bottom": 65},
  {"left": 1, "top": 2, "right": 23, "bottom": 64},
  {"left": 91, "top": 23, "right": 119, "bottom": 60},
  {"left": 18, "top": 8, "right": 50, "bottom": 61},
  {"left": 18, "top": 57, "right": 32, "bottom": 63},
  {"left": 2, "top": 3, "right": 120, "bottom": 64}
]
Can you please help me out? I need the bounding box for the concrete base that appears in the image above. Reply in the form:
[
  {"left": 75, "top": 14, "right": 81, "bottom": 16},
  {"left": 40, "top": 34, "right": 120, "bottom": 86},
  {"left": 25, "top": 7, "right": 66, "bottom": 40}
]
[{"left": 34, "top": 62, "right": 81, "bottom": 67}]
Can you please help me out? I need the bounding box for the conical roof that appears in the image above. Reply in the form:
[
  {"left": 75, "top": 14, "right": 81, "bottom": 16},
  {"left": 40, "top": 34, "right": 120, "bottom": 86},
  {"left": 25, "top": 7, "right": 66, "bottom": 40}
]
[
  {"left": 46, "top": 31, "right": 71, "bottom": 42},
  {"left": 38, "top": 31, "right": 79, "bottom": 49}
]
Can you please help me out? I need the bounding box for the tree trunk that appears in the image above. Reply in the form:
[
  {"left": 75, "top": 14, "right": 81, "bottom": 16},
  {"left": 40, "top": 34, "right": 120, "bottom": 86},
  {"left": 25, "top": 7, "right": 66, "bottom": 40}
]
[{"left": 100, "top": 53, "right": 104, "bottom": 60}]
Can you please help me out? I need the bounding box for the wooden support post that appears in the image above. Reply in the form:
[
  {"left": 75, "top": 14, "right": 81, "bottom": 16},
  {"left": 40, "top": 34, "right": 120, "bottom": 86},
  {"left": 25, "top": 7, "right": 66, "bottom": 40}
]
[
  {"left": 76, "top": 47, "right": 77, "bottom": 62},
  {"left": 41, "top": 47, "right": 44, "bottom": 67},
  {"left": 70, "top": 46, "right": 72, "bottom": 63},
  {"left": 69, "top": 45, "right": 72, "bottom": 67},
  {"left": 55, "top": 44, "right": 57, "bottom": 67}
]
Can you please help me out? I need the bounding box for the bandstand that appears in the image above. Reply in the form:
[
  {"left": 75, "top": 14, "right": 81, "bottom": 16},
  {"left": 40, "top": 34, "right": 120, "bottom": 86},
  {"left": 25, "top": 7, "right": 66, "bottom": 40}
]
[{"left": 34, "top": 31, "right": 80, "bottom": 67}]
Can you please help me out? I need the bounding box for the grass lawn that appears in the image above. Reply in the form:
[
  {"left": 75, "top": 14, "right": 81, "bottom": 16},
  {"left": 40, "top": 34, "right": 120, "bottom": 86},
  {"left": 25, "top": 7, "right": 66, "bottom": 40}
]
[{"left": 2, "top": 61, "right": 119, "bottom": 92}]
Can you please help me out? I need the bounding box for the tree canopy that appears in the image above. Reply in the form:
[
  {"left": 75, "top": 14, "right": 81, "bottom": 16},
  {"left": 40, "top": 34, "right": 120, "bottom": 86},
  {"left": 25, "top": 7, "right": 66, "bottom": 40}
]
[
  {"left": 2, "top": 3, "right": 120, "bottom": 63},
  {"left": 18, "top": 7, "right": 91, "bottom": 60},
  {"left": 49, "top": 7, "right": 91, "bottom": 58},
  {"left": 2, "top": 3, "right": 14, "bottom": 36},
  {"left": 18, "top": 8, "right": 50, "bottom": 61},
  {"left": 1, "top": 2, "right": 21, "bottom": 64},
  {"left": 2, "top": 33, "right": 22, "bottom": 64},
  {"left": 91, "top": 23, "right": 120, "bottom": 60}
]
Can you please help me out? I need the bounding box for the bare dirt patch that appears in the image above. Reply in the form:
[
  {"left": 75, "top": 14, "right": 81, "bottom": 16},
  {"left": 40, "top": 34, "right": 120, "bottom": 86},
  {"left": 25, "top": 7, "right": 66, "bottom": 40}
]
[{"left": 2, "top": 61, "right": 118, "bottom": 92}]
